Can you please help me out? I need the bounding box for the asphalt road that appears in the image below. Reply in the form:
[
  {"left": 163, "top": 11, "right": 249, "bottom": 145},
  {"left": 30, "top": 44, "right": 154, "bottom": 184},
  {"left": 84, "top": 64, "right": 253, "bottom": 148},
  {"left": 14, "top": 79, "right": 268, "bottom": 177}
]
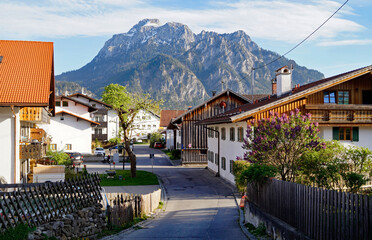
[{"left": 95, "top": 145, "right": 247, "bottom": 240}]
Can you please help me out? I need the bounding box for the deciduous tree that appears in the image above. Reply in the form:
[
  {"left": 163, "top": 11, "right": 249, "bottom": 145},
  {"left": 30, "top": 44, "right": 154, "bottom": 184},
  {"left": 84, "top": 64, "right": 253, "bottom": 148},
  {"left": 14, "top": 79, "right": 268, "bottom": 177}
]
[{"left": 102, "top": 84, "right": 162, "bottom": 177}]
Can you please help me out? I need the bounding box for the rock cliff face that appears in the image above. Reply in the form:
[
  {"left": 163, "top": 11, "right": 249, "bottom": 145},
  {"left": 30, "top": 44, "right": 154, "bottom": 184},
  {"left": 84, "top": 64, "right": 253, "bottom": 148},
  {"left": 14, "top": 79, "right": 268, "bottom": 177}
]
[{"left": 56, "top": 19, "right": 324, "bottom": 109}]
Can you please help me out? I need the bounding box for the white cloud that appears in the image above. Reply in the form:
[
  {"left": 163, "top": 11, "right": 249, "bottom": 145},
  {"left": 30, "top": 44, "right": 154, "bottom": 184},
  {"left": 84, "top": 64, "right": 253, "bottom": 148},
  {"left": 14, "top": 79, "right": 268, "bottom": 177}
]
[
  {"left": 318, "top": 39, "right": 372, "bottom": 46},
  {"left": 0, "top": 0, "right": 366, "bottom": 44}
]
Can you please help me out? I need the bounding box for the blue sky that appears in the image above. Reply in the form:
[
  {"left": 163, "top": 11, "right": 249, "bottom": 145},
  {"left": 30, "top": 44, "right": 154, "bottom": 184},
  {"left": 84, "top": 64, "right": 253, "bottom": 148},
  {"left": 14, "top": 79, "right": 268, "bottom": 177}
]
[{"left": 1, "top": 0, "right": 371, "bottom": 77}]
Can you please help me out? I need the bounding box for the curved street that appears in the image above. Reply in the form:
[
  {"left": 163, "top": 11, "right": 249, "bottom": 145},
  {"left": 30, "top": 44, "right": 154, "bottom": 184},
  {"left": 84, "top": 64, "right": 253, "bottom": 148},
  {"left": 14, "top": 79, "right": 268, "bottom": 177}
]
[{"left": 97, "top": 144, "right": 247, "bottom": 240}]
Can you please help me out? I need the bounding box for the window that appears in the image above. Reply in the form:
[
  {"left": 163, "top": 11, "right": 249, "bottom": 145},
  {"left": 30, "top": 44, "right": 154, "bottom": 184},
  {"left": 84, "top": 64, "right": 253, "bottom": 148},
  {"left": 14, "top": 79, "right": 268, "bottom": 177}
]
[
  {"left": 65, "top": 144, "right": 72, "bottom": 150},
  {"left": 324, "top": 91, "right": 336, "bottom": 103},
  {"left": 55, "top": 101, "right": 61, "bottom": 106},
  {"left": 142, "top": 125, "right": 146, "bottom": 129},
  {"left": 147, "top": 125, "right": 151, "bottom": 129},
  {"left": 230, "top": 160, "right": 234, "bottom": 174},
  {"left": 215, "top": 153, "right": 219, "bottom": 165},
  {"left": 92, "top": 104, "right": 96, "bottom": 107},
  {"left": 50, "top": 144, "right": 57, "bottom": 150},
  {"left": 95, "top": 128, "right": 102, "bottom": 135},
  {"left": 338, "top": 91, "right": 350, "bottom": 104},
  {"left": 221, "top": 157, "right": 226, "bottom": 170},
  {"left": 333, "top": 127, "right": 359, "bottom": 141},
  {"left": 210, "top": 151, "right": 214, "bottom": 163},
  {"left": 153, "top": 125, "right": 156, "bottom": 128},
  {"left": 230, "top": 127, "right": 235, "bottom": 141},
  {"left": 238, "top": 127, "right": 244, "bottom": 142},
  {"left": 62, "top": 101, "right": 68, "bottom": 107},
  {"left": 215, "top": 127, "right": 219, "bottom": 138},
  {"left": 221, "top": 128, "right": 226, "bottom": 140}
]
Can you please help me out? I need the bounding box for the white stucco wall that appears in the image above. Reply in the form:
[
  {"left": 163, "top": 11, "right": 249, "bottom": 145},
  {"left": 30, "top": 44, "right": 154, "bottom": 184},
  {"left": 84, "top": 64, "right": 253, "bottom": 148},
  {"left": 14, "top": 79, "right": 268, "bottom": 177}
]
[
  {"left": 130, "top": 110, "right": 160, "bottom": 139},
  {"left": 166, "top": 129, "right": 174, "bottom": 150},
  {"left": 41, "top": 114, "right": 93, "bottom": 154},
  {"left": 0, "top": 107, "right": 21, "bottom": 184},
  {"left": 320, "top": 126, "right": 372, "bottom": 150},
  {"left": 56, "top": 100, "right": 90, "bottom": 119},
  {"left": 207, "top": 122, "right": 247, "bottom": 184},
  {"left": 107, "top": 109, "right": 119, "bottom": 140}
]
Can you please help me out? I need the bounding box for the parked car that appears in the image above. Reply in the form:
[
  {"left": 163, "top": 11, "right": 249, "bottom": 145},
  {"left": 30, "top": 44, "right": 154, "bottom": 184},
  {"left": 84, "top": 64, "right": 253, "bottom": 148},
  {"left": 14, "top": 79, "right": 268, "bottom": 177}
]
[
  {"left": 154, "top": 142, "right": 163, "bottom": 149},
  {"left": 66, "top": 152, "right": 83, "bottom": 166},
  {"left": 94, "top": 147, "right": 105, "bottom": 156}
]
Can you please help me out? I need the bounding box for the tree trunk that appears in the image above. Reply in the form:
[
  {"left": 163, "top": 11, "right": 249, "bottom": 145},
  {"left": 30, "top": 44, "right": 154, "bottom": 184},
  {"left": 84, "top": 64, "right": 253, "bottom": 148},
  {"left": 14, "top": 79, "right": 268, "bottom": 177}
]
[{"left": 124, "top": 141, "right": 136, "bottom": 178}]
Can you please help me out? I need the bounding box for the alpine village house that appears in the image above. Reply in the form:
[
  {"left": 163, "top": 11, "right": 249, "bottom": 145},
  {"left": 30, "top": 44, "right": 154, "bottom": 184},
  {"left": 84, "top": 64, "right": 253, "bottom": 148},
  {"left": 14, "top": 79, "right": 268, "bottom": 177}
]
[
  {"left": 197, "top": 65, "right": 372, "bottom": 184},
  {"left": 0, "top": 40, "right": 55, "bottom": 184}
]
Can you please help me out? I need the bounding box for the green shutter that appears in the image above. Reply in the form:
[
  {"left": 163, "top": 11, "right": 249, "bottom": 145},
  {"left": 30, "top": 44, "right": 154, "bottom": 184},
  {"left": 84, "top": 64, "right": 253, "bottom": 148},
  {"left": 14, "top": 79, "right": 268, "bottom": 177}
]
[
  {"left": 332, "top": 127, "right": 339, "bottom": 140},
  {"left": 352, "top": 127, "right": 359, "bottom": 142}
]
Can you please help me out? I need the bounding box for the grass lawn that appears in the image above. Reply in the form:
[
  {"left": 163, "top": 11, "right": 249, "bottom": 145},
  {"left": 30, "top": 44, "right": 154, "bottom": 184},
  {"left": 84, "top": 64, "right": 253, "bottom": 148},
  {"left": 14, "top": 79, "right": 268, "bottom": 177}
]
[{"left": 100, "top": 170, "right": 158, "bottom": 186}]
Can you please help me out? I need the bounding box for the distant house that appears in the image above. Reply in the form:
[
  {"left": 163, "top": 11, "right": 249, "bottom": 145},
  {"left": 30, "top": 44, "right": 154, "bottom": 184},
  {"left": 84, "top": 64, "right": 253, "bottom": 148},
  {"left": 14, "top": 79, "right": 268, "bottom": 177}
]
[
  {"left": 68, "top": 93, "right": 120, "bottom": 142},
  {"left": 160, "top": 110, "right": 186, "bottom": 150},
  {"left": 198, "top": 65, "right": 372, "bottom": 184},
  {"left": 0, "top": 40, "right": 55, "bottom": 184},
  {"left": 40, "top": 95, "right": 99, "bottom": 154},
  {"left": 173, "top": 90, "right": 251, "bottom": 165},
  {"left": 129, "top": 110, "right": 160, "bottom": 140}
]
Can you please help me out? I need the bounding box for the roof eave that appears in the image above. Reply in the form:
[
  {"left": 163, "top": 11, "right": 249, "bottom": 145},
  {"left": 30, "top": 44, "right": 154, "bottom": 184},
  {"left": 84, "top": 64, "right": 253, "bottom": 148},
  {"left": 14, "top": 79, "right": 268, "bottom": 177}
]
[{"left": 230, "top": 67, "right": 372, "bottom": 123}]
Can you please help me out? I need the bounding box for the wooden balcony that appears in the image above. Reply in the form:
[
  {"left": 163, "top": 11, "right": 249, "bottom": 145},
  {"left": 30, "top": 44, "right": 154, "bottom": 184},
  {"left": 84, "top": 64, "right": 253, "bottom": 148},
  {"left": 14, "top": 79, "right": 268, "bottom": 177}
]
[
  {"left": 20, "top": 143, "right": 47, "bottom": 160},
  {"left": 20, "top": 107, "right": 50, "bottom": 124},
  {"left": 306, "top": 104, "right": 372, "bottom": 124}
]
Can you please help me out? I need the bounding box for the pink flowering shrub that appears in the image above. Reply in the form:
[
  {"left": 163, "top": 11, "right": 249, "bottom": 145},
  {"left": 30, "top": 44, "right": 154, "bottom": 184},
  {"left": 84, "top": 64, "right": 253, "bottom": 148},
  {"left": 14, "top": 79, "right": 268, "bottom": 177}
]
[{"left": 242, "top": 109, "right": 325, "bottom": 182}]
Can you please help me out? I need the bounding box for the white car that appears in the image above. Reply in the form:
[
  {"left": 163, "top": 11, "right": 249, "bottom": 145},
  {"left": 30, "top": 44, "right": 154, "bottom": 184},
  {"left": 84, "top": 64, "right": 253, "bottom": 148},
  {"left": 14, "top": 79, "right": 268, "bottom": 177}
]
[{"left": 94, "top": 147, "right": 105, "bottom": 156}]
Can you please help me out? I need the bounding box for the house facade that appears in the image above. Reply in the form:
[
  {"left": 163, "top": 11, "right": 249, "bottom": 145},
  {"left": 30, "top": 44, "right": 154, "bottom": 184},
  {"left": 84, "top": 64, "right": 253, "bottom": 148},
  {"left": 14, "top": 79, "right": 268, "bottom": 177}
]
[
  {"left": 40, "top": 96, "right": 99, "bottom": 154},
  {"left": 198, "top": 65, "right": 372, "bottom": 184},
  {"left": 68, "top": 93, "right": 120, "bottom": 142},
  {"left": 160, "top": 110, "right": 186, "bottom": 150},
  {"left": 0, "top": 40, "right": 55, "bottom": 184},
  {"left": 173, "top": 90, "right": 251, "bottom": 165},
  {"left": 129, "top": 110, "right": 160, "bottom": 140}
]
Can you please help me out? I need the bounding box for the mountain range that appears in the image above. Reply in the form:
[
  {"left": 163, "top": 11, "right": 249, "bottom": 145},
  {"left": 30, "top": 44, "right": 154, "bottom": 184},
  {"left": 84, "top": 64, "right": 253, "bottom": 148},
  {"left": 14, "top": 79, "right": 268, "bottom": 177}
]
[{"left": 56, "top": 19, "right": 324, "bottom": 109}]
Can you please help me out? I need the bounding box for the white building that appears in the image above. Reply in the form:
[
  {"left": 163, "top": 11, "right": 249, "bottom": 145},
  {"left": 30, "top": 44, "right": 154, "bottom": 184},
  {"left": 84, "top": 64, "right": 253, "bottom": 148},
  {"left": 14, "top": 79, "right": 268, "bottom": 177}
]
[
  {"left": 0, "top": 40, "right": 55, "bottom": 184},
  {"left": 159, "top": 110, "right": 186, "bottom": 150},
  {"left": 198, "top": 65, "right": 372, "bottom": 185},
  {"left": 40, "top": 96, "right": 99, "bottom": 154},
  {"left": 129, "top": 110, "right": 160, "bottom": 140},
  {"left": 68, "top": 93, "right": 120, "bottom": 142}
]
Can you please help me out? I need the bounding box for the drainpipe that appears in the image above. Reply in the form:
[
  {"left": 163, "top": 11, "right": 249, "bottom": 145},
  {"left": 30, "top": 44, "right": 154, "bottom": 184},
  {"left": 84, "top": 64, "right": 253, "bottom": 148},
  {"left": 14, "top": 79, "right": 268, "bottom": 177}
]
[
  {"left": 203, "top": 126, "right": 220, "bottom": 177},
  {"left": 10, "top": 106, "right": 17, "bottom": 184}
]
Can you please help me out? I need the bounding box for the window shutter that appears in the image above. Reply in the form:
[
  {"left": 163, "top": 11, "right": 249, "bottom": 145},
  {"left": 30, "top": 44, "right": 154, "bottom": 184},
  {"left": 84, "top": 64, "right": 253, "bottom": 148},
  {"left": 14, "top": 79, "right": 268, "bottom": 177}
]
[
  {"left": 352, "top": 127, "right": 359, "bottom": 142},
  {"left": 332, "top": 127, "right": 339, "bottom": 140}
]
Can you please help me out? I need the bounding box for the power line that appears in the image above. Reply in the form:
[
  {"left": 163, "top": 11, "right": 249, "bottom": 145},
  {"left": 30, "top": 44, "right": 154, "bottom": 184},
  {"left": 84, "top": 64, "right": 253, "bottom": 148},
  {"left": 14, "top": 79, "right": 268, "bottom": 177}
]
[{"left": 240, "top": 0, "right": 349, "bottom": 80}]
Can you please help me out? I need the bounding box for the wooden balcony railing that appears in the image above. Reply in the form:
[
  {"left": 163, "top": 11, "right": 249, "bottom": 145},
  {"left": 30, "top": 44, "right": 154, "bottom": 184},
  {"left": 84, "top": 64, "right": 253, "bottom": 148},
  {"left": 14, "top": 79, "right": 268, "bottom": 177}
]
[
  {"left": 20, "top": 143, "right": 47, "bottom": 160},
  {"left": 306, "top": 104, "right": 372, "bottom": 123},
  {"left": 20, "top": 107, "right": 50, "bottom": 124}
]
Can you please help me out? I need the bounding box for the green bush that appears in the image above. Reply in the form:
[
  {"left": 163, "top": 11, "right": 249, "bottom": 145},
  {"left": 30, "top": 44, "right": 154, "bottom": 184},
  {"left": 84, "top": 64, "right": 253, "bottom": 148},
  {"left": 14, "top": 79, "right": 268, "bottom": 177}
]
[
  {"left": 343, "top": 172, "right": 367, "bottom": 193},
  {"left": 239, "top": 163, "right": 277, "bottom": 185},
  {"left": 171, "top": 149, "right": 181, "bottom": 159},
  {"left": 0, "top": 224, "right": 35, "bottom": 240},
  {"left": 47, "top": 151, "right": 72, "bottom": 166},
  {"left": 149, "top": 132, "right": 163, "bottom": 148},
  {"left": 233, "top": 160, "right": 250, "bottom": 194},
  {"left": 109, "top": 137, "right": 122, "bottom": 145}
]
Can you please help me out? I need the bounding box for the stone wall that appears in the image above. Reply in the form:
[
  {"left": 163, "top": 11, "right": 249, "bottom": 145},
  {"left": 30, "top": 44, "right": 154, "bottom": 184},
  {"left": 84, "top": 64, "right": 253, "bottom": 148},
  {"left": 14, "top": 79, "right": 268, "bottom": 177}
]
[{"left": 28, "top": 203, "right": 106, "bottom": 240}]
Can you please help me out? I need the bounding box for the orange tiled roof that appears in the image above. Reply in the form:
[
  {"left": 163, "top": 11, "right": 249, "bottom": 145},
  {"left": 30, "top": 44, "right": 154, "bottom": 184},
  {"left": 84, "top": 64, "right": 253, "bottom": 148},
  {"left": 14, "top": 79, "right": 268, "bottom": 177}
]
[
  {"left": 0, "top": 40, "right": 55, "bottom": 106},
  {"left": 160, "top": 110, "right": 187, "bottom": 127}
]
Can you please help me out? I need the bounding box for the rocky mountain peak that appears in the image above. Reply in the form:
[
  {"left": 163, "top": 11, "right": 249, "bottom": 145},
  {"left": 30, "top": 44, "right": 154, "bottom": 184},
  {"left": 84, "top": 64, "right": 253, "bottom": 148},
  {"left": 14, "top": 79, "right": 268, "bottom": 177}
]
[{"left": 57, "top": 19, "right": 324, "bottom": 109}]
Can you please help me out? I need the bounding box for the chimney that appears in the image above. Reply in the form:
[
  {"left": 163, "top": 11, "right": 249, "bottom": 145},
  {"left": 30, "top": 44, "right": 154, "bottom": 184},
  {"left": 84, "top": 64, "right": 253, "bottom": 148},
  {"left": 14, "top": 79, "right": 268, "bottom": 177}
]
[
  {"left": 271, "top": 78, "right": 277, "bottom": 95},
  {"left": 275, "top": 66, "right": 292, "bottom": 97},
  {"left": 212, "top": 90, "right": 217, "bottom": 96}
]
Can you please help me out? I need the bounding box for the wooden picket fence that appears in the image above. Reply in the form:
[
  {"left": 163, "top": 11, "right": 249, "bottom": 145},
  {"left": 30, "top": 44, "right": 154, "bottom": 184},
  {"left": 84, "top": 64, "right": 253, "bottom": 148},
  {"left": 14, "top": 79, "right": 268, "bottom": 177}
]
[
  {"left": 246, "top": 178, "right": 371, "bottom": 240},
  {"left": 0, "top": 174, "right": 102, "bottom": 231},
  {"left": 106, "top": 193, "right": 142, "bottom": 227}
]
